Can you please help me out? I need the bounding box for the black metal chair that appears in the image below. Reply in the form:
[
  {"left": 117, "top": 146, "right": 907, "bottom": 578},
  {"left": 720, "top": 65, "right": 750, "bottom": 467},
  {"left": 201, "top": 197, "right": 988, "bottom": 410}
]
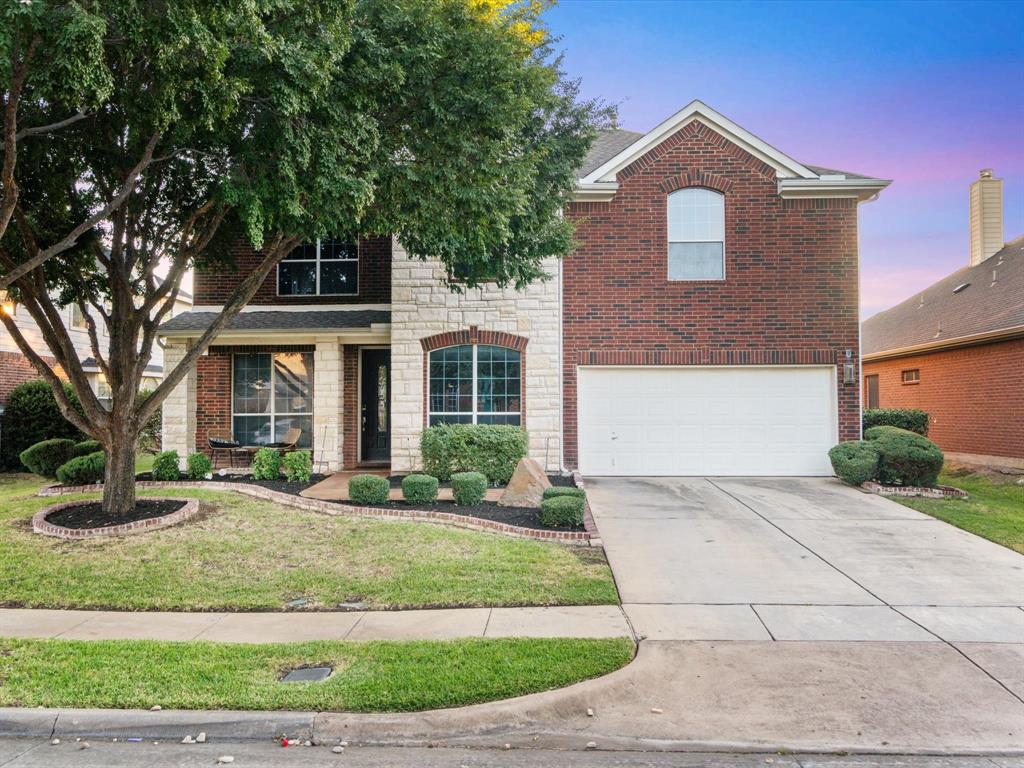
[{"left": 208, "top": 431, "right": 243, "bottom": 468}]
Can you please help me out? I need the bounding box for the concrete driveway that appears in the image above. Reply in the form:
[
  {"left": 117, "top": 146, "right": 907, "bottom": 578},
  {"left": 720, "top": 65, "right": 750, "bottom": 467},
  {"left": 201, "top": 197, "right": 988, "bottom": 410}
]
[{"left": 585, "top": 476, "right": 1024, "bottom": 643}]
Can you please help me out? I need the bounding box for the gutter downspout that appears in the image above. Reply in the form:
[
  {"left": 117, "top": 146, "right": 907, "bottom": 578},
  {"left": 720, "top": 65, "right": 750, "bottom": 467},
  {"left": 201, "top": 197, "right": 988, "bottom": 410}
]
[{"left": 558, "top": 250, "right": 568, "bottom": 475}]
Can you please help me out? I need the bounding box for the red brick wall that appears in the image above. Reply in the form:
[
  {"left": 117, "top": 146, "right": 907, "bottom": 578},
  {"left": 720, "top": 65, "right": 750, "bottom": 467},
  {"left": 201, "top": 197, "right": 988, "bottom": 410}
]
[
  {"left": 562, "top": 120, "right": 861, "bottom": 468},
  {"left": 862, "top": 338, "right": 1024, "bottom": 460},
  {"left": 194, "top": 236, "right": 392, "bottom": 306},
  {"left": 0, "top": 351, "right": 64, "bottom": 405},
  {"left": 343, "top": 345, "right": 360, "bottom": 468}
]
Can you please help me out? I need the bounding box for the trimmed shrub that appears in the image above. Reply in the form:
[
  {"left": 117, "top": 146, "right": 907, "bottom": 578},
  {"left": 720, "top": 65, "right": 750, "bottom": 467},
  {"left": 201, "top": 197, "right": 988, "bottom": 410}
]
[
  {"left": 542, "top": 486, "right": 586, "bottom": 501},
  {"left": 540, "top": 495, "right": 585, "bottom": 528},
  {"left": 250, "top": 448, "right": 281, "bottom": 480},
  {"left": 282, "top": 450, "right": 313, "bottom": 483},
  {"left": 402, "top": 474, "right": 439, "bottom": 505},
  {"left": 72, "top": 439, "right": 102, "bottom": 458},
  {"left": 151, "top": 450, "right": 180, "bottom": 481},
  {"left": 451, "top": 471, "right": 488, "bottom": 506},
  {"left": 865, "top": 426, "right": 944, "bottom": 487},
  {"left": 0, "top": 380, "right": 84, "bottom": 469},
  {"left": 186, "top": 452, "right": 213, "bottom": 480},
  {"left": 56, "top": 451, "right": 105, "bottom": 485},
  {"left": 828, "top": 441, "right": 880, "bottom": 485},
  {"left": 19, "top": 438, "right": 77, "bottom": 478},
  {"left": 420, "top": 424, "right": 528, "bottom": 484},
  {"left": 863, "top": 408, "right": 929, "bottom": 436},
  {"left": 349, "top": 474, "right": 389, "bottom": 505}
]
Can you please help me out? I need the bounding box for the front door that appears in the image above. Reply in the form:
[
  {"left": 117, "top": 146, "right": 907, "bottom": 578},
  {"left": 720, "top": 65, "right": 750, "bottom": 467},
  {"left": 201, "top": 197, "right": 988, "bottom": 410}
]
[{"left": 360, "top": 349, "right": 391, "bottom": 463}]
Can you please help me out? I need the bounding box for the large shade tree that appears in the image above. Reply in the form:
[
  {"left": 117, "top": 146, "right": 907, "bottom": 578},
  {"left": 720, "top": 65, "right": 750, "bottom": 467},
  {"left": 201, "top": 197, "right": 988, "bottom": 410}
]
[{"left": 0, "top": 0, "right": 607, "bottom": 517}]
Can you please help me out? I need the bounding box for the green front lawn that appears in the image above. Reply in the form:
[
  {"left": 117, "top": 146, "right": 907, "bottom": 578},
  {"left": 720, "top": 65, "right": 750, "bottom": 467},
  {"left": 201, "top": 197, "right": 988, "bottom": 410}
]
[
  {"left": 890, "top": 470, "right": 1024, "bottom": 554},
  {"left": 0, "top": 474, "right": 618, "bottom": 610},
  {"left": 0, "top": 636, "right": 634, "bottom": 712}
]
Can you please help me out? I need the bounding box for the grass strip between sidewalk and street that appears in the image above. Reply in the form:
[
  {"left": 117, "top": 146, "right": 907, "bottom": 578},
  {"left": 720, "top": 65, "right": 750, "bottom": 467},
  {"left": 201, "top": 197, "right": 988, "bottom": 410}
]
[
  {"left": 889, "top": 470, "right": 1024, "bottom": 554},
  {"left": 0, "top": 474, "right": 617, "bottom": 611},
  {"left": 0, "top": 636, "right": 634, "bottom": 712}
]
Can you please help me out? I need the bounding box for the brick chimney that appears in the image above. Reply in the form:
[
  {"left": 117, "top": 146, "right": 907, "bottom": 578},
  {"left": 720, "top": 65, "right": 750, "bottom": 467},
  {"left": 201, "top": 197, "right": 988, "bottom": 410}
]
[{"left": 969, "top": 168, "right": 1004, "bottom": 266}]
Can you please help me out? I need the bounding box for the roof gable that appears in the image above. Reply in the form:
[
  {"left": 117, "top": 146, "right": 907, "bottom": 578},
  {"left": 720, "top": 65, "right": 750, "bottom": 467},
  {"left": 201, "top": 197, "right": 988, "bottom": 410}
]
[{"left": 580, "top": 100, "right": 817, "bottom": 184}]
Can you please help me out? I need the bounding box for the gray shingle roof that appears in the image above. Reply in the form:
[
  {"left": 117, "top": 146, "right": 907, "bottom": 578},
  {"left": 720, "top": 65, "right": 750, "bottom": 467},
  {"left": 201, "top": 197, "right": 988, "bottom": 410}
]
[
  {"left": 803, "top": 164, "right": 880, "bottom": 181},
  {"left": 159, "top": 309, "right": 390, "bottom": 335},
  {"left": 862, "top": 235, "right": 1024, "bottom": 356},
  {"left": 578, "top": 129, "right": 645, "bottom": 178}
]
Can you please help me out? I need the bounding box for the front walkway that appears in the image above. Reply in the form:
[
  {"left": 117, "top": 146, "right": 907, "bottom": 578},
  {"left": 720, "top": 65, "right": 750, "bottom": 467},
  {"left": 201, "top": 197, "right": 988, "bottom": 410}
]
[{"left": 0, "top": 605, "right": 631, "bottom": 643}]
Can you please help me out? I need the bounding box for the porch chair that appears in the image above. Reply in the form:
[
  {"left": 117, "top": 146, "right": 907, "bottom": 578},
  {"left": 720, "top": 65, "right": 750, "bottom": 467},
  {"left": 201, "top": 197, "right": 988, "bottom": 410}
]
[
  {"left": 208, "top": 430, "right": 243, "bottom": 469},
  {"left": 266, "top": 427, "right": 302, "bottom": 454}
]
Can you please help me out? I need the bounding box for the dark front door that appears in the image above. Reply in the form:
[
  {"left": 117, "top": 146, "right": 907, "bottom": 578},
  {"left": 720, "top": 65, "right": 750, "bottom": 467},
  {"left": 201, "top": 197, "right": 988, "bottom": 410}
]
[
  {"left": 361, "top": 349, "right": 391, "bottom": 462},
  {"left": 865, "top": 374, "right": 879, "bottom": 410}
]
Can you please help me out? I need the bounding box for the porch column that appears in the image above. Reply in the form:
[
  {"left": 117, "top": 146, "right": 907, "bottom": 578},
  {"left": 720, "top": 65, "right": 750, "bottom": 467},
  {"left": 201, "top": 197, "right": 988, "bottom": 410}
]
[
  {"left": 313, "top": 338, "right": 344, "bottom": 472},
  {"left": 161, "top": 340, "right": 196, "bottom": 465}
]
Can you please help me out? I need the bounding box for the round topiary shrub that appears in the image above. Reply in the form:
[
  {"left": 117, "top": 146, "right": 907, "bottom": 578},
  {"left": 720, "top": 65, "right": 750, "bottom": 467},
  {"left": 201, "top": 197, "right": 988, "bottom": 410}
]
[
  {"left": 828, "top": 441, "right": 880, "bottom": 485},
  {"left": 151, "top": 450, "right": 181, "bottom": 481},
  {"left": 451, "top": 471, "right": 488, "bottom": 506},
  {"left": 56, "top": 451, "right": 105, "bottom": 485},
  {"left": 542, "top": 486, "right": 586, "bottom": 501},
  {"left": 19, "top": 438, "right": 77, "bottom": 478},
  {"left": 349, "top": 474, "right": 390, "bottom": 505},
  {"left": 540, "top": 495, "right": 585, "bottom": 528},
  {"left": 401, "top": 474, "right": 439, "bottom": 505},
  {"left": 0, "top": 380, "right": 84, "bottom": 469},
  {"left": 250, "top": 448, "right": 281, "bottom": 480},
  {"left": 186, "top": 452, "right": 213, "bottom": 480},
  {"left": 864, "top": 426, "right": 944, "bottom": 487},
  {"left": 72, "top": 439, "right": 103, "bottom": 458}
]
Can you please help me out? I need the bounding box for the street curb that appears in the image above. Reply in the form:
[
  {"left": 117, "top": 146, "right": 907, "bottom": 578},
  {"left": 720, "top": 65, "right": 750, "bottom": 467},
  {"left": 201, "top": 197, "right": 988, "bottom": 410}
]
[{"left": 1, "top": 707, "right": 1022, "bottom": 756}]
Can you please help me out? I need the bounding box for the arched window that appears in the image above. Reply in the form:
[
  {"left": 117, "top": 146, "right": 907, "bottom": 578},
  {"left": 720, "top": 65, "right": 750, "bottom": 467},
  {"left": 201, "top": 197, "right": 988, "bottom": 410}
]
[
  {"left": 428, "top": 344, "right": 521, "bottom": 426},
  {"left": 667, "top": 188, "right": 725, "bottom": 280}
]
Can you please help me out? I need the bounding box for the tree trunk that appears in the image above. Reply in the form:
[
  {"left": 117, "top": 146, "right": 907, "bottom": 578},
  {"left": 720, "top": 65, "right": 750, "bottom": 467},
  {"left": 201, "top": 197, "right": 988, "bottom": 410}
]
[{"left": 102, "top": 426, "right": 139, "bottom": 517}]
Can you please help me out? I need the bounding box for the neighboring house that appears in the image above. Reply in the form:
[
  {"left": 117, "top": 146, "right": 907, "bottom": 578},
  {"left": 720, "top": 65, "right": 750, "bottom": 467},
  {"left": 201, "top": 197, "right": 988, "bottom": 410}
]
[
  {"left": 159, "top": 100, "right": 889, "bottom": 476},
  {"left": 863, "top": 170, "right": 1023, "bottom": 470},
  {"left": 0, "top": 288, "right": 193, "bottom": 408}
]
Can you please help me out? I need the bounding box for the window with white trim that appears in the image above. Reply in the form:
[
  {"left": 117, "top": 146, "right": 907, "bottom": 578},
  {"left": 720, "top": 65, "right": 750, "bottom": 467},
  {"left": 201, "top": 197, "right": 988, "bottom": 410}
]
[
  {"left": 277, "top": 239, "right": 358, "bottom": 296},
  {"left": 232, "top": 352, "right": 314, "bottom": 447},
  {"left": 667, "top": 188, "right": 725, "bottom": 280},
  {"left": 428, "top": 344, "right": 521, "bottom": 426}
]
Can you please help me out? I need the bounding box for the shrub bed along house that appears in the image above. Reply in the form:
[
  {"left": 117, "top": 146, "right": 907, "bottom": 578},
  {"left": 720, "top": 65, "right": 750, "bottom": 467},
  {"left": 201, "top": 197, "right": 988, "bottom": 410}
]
[
  {"left": 250, "top": 448, "right": 282, "bottom": 480},
  {"left": 451, "top": 472, "right": 488, "bottom": 506},
  {"left": 864, "top": 426, "right": 944, "bottom": 487},
  {"left": 186, "top": 453, "right": 213, "bottom": 480},
  {"left": 19, "top": 439, "right": 78, "bottom": 478},
  {"left": 402, "top": 474, "right": 439, "bottom": 504},
  {"left": 350, "top": 474, "right": 390, "bottom": 505},
  {"left": 282, "top": 450, "right": 313, "bottom": 483},
  {"left": 421, "top": 424, "right": 528, "bottom": 484},
  {"left": 0, "top": 381, "right": 84, "bottom": 469},
  {"left": 863, "top": 408, "right": 929, "bottom": 436}
]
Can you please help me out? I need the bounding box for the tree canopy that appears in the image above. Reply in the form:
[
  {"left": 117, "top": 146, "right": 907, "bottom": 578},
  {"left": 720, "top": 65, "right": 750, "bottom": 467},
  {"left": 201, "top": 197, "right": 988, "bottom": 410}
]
[{"left": 0, "top": 0, "right": 608, "bottom": 515}]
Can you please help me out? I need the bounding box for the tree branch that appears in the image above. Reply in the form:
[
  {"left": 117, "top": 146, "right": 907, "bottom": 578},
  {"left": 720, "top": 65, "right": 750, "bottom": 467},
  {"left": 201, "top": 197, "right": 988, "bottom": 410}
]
[{"left": 15, "top": 110, "right": 89, "bottom": 140}]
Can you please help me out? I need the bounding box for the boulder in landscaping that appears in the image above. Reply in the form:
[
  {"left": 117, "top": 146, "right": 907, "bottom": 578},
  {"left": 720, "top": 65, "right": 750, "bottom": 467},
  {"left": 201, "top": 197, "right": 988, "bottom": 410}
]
[{"left": 499, "top": 457, "right": 551, "bottom": 508}]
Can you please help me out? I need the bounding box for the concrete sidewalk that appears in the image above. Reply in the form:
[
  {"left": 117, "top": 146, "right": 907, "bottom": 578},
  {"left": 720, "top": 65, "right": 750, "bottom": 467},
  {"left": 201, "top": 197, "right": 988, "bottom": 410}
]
[{"left": 0, "top": 606, "right": 632, "bottom": 643}]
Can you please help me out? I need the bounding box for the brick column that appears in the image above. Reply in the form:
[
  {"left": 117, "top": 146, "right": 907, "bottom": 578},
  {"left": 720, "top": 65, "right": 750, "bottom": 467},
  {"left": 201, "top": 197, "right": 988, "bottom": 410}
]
[
  {"left": 161, "top": 341, "right": 196, "bottom": 465},
  {"left": 313, "top": 339, "right": 344, "bottom": 472}
]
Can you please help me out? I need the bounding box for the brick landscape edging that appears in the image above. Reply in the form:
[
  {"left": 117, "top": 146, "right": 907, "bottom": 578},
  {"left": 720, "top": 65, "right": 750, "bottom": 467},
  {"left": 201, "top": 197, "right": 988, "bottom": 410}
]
[
  {"left": 32, "top": 497, "right": 201, "bottom": 539},
  {"left": 38, "top": 482, "right": 593, "bottom": 545},
  {"left": 861, "top": 481, "right": 968, "bottom": 499}
]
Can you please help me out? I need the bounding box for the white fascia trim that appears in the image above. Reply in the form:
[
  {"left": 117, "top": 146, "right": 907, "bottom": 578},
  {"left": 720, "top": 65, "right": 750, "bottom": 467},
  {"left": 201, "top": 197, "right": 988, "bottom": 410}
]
[
  {"left": 581, "top": 100, "right": 818, "bottom": 184},
  {"left": 778, "top": 178, "right": 892, "bottom": 201},
  {"left": 572, "top": 182, "right": 619, "bottom": 202},
  {"left": 189, "top": 303, "right": 391, "bottom": 313}
]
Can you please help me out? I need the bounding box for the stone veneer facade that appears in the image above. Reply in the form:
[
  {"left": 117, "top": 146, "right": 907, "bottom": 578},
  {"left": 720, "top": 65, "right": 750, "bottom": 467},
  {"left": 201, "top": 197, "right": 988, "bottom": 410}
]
[{"left": 389, "top": 238, "right": 562, "bottom": 473}]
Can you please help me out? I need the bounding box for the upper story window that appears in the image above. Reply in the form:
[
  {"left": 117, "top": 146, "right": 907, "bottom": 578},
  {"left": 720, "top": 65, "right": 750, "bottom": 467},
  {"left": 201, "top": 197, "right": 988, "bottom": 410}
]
[
  {"left": 667, "top": 188, "right": 725, "bottom": 280},
  {"left": 70, "top": 304, "right": 87, "bottom": 329},
  {"left": 428, "top": 344, "right": 521, "bottom": 426},
  {"left": 278, "top": 239, "right": 358, "bottom": 296}
]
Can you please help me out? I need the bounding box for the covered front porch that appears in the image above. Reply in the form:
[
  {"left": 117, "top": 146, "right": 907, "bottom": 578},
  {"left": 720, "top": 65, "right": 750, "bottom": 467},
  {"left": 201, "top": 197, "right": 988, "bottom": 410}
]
[{"left": 159, "top": 309, "right": 393, "bottom": 473}]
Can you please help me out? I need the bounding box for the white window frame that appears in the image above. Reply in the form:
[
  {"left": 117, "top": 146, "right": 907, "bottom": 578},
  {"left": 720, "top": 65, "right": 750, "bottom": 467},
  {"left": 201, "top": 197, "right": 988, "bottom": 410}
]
[
  {"left": 70, "top": 304, "right": 87, "bottom": 329},
  {"left": 231, "top": 352, "right": 314, "bottom": 445},
  {"left": 427, "top": 344, "right": 522, "bottom": 426},
  {"left": 276, "top": 239, "right": 359, "bottom": 297},
  {"left": 667, "top": 187, "right": 726, "bottom": 281}
]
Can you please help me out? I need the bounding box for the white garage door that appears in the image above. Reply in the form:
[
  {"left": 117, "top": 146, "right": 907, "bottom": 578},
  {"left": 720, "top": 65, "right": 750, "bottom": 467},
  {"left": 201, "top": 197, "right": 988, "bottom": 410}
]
[{"left": 577, "top": 366, "right": 836, "bottom": 476}]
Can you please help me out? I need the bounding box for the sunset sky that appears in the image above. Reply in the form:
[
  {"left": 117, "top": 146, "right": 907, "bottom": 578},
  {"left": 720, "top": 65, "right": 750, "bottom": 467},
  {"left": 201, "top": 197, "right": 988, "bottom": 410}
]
[{"left": 546, "top": 0, "right": 1023, "bottom": 318}]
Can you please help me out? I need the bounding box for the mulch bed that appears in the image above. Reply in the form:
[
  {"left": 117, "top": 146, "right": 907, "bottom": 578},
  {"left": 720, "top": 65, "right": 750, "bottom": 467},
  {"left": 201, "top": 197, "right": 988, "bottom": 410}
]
[
  {"left": 329, "top": 497, "right": 583, "bottom": 532},
  {"left": 136, "top": 472, "right": 328, "bottom": 496},
  {"left": 44, "top": 499, "right": 188, "bottom": 530}
]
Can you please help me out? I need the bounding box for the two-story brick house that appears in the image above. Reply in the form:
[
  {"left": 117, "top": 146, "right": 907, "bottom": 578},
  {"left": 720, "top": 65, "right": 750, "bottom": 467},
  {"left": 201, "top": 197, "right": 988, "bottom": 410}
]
[{"left": 159, "top": 101, "right": 889, "bottom": 476}]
